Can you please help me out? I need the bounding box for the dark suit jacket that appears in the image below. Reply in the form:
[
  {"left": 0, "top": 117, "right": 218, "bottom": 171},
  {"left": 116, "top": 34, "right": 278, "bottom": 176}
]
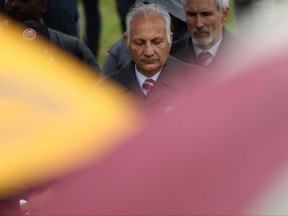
[
  {"left": 108, "top": 56, "right": 211, "bottom": 113},
  {"left": 48, "top": 29, "right": 101, "bottom": 73},
  {"left": 170, "top": 28, "right": 239, "bottom": 72}
]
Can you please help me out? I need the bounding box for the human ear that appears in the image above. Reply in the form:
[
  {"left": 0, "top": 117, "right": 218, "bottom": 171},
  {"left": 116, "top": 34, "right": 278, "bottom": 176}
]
[
  {"left": 221, "top": 7, "right": 229, "bottom": 24},
  {"left": 41, "top": 0, "right": 48, "bottom": 15}
]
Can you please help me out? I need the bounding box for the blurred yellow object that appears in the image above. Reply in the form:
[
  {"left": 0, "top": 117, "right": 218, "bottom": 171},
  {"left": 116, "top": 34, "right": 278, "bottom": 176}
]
[{"left": 0, "top": 16, "right": 140, "bottom": 197}]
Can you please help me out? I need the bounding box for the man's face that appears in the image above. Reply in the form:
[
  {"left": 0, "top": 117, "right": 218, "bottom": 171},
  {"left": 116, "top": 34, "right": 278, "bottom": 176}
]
[
  {"left": 125, "top": 14, "right": 173, "bottom": 77},
  {"left": 5, "top": 0, "right": 47, "bottom": 21},
  {"left": 184, "top": 0, "right": 229, "bottom": 50}
]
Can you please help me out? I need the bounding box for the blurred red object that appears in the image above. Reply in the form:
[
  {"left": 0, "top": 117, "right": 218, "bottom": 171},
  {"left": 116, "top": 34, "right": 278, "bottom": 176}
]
[{"left": 31, "top": 48, "right": 288, "bottom": 215}]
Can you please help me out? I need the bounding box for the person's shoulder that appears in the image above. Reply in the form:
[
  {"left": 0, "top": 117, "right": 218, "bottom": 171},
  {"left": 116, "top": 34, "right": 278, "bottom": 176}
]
[
  {"left": 48, "top": 28, "right": 101, "bottom": 71},
  {"left": 105, "top": 60, "right": 135, "bottom": 82},
  {"left": 102, "top": 34, "right": 131, "bottom": 76},
  {"left": 116, "top": 60, "right": 135, "bottom": 77},
  {"left": 108, "top": 35, "right": 127, "bottom": 54},
  {"left": 222, "top": 28, "right": 240, "bottom": 43},
  {"left": 171, "top": 36, "right": 191, "bottom": 51},
  {"left": 166, "top": 56, "right": 206, "bottom": 72},
  {"left": 223, "top": 27, "right": 236, "bottom": 37},
  {"left": 164, "top": 56, "right": 210, "bottom": 77},
  {"left": 48, "top": 28, "right": 79, "bottom": 43},
  {"left": 220, "top": 28, "right": 241, "bottom": 57},
  {"left": 48, "top": 28, "right": 91, "bottom": 53},
  {"left": 107, "top": 35, "right": 131, "bottom": 64},
  {"left": 170, "top": 36, "right": 193, "bottom": 61},
  {"left": 161, "top": 56, "right": 213, "bottom": 93}
]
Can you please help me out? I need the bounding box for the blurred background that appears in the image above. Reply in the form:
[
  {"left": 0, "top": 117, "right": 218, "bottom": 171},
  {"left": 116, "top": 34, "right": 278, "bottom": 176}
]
[{"left": 78, "top": 0, "right": 123, "bottom": 67}]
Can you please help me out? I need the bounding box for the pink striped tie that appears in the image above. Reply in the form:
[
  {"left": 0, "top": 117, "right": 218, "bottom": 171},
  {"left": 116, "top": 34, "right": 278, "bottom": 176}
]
[
  {"left": 143, "top": 78, "right": 155, "bottom": 93},
  {"left": 197, "top": 51, "right": 212, "bottom": 67}
]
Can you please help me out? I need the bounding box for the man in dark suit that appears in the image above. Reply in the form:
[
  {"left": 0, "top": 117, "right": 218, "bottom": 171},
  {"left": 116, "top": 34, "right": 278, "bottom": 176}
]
[
  {"left": 171, "top": 0, "right": 238, "bottom": 72},
  {"left": 4, "top": 0, "right": 101, "bottom": 73},
  {"left": 108, "top": 3, "right": 210, "bottom": 114},
  {"left": 102, "top": 0, "right": 188, "bottom": 78}
]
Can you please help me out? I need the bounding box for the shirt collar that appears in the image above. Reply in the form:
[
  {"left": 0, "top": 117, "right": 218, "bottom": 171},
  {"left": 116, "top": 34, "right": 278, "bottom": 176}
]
[
  {"left": 135, "top": 65, "right": 162, "bottom": 89},
  {"left": 194, "top": 37, "right": 222, "bottom": 58}
]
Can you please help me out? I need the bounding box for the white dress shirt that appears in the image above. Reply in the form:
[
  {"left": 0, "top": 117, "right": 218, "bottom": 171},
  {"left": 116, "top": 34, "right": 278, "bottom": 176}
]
[
  {"left": 194, "top": 38, "right": 222, "bottom": 66},
  {"left": 135, "top": 66, "right": 162, "bottom": 95}
]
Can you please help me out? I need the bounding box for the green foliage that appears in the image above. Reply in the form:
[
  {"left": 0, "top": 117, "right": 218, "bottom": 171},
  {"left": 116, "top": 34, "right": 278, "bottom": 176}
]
[
  {"left": 225, "top": 0, "right": 235, "bottom": 32},
  {"left": 226, "top": 1, "right": 236, "bottom": 33}
]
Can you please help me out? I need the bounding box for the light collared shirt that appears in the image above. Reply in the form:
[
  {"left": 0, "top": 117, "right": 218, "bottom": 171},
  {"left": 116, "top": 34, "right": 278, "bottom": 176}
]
[
  {"left": 194, "top": 38, "right": 222, "bottom": 66},
  {"left": 135, "top": 66, "right": 162, "bottom": 95}
]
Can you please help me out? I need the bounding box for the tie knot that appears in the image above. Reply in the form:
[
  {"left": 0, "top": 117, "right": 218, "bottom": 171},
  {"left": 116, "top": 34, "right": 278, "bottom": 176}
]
[
  {"left": 143, "top": 78, "right": 155, "bottom": 92},
  {"left": 197, "top": 51, "right": 212, "bottom": 67}
]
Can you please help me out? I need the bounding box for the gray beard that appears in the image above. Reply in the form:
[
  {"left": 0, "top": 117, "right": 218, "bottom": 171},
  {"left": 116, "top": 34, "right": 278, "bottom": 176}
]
[{"left": 191, "top": 35, "right": 213, "bottom": 49}]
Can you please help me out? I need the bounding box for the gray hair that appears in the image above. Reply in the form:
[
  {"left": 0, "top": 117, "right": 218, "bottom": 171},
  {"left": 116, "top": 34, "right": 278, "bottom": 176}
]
[
  {"left": 215, "top": 0, "right": 229, "bottom": 12},
  {"left": 183, "top": 0, "right": 229, "bottom": 12},
  {"left": 125, "top": 3, "right": 172, "bottom": 45}
]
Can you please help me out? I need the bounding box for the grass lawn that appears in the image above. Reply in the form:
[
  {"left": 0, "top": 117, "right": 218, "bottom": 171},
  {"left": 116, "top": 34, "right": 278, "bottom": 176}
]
[
  {"left": 98, "top": 0, "right": 123, "bottom": 66},
  {"left": 78, "top": 0, "right": 123, "bottom": 67}
]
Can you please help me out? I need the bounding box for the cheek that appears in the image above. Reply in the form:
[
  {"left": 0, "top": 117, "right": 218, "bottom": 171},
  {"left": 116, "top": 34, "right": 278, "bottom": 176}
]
[
  {"left": 157, "top": 47, "right": 170, "bottom": 60},
  {"left": 129, "top": 46, "right": 139, "bottom": 53},
  {"left": 186, "top": 18, "right": 195, "bottom": 27},
  {"left": 134, "top": 49, "right": 144, "bottom": 57},
  {"left": 129, "top": 48, "right": 144, "bottom": 59},
  {"left": 211, "top": 21, "right": 221, "bottom": 32}
]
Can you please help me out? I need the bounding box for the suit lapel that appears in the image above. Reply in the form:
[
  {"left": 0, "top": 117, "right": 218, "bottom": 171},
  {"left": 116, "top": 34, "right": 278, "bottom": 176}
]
[
  {"left": 114, "top": 57, "right": 187, "bottom": 108},
  {"left": 144, "top": 56, "right": 185, "bottom": 106},
  {"left": 183, "top": 37, "right": 197, "bottom": 65},
  {"left": 112, "top": 61, "right": 145, "bottom": 104}
]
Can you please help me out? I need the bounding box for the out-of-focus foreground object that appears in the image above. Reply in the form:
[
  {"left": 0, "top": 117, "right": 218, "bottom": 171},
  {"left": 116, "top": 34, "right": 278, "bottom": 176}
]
[
  {"left": 0, "top": 15, "right": 140, "bottom": 198},
  {"left": 32, "top": 12, "right": 288, "bottom": 215}
]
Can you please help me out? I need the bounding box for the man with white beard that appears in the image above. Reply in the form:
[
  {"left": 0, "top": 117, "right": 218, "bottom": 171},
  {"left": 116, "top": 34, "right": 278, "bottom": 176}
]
[{"left": 171, "top": 0, "right": 238, "bottom": 72}]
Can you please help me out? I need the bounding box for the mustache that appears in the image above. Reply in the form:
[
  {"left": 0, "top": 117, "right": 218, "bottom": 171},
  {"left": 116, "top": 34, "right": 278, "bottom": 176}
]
[
  {"left": 140, "top": 58, "right": 158, "bottom": 62},
  {"left": 192, "top": 29, "right": 209, "bottom": 34}
]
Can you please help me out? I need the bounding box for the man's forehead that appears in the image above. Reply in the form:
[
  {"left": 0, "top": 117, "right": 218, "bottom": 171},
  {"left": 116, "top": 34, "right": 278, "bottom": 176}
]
[
  {"left": 131, "top": 16, "right": 165, "bottom": 28},
  {"left": 131, "top": 20, "right": 166, "bottom": 32},
  {"left": 132, "top": 13, "right": 165, "bottom": 22},
  {"left": 185, "top": 0, "right": 217, "bottom": 10},
  {"left": 131, "top": 33, "right": 166, "bottom": 40}
]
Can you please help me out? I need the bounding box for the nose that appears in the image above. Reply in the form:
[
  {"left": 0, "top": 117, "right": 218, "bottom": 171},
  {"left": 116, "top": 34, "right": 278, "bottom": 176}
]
[
  {"left": 195, "top": 15, "right": 204, "bottom": 28},
  {"left": 143, "top": 42, "right": 154, "bottom": 57}
]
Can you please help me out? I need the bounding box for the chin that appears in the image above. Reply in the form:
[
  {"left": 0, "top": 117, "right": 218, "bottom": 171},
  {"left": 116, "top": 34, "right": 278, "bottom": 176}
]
[
  {"left": 192, "top": 37, "right": 213, "bottom": 49},
  {"left": 10, "top": 15, "right": 26, "bottom": 21}
]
